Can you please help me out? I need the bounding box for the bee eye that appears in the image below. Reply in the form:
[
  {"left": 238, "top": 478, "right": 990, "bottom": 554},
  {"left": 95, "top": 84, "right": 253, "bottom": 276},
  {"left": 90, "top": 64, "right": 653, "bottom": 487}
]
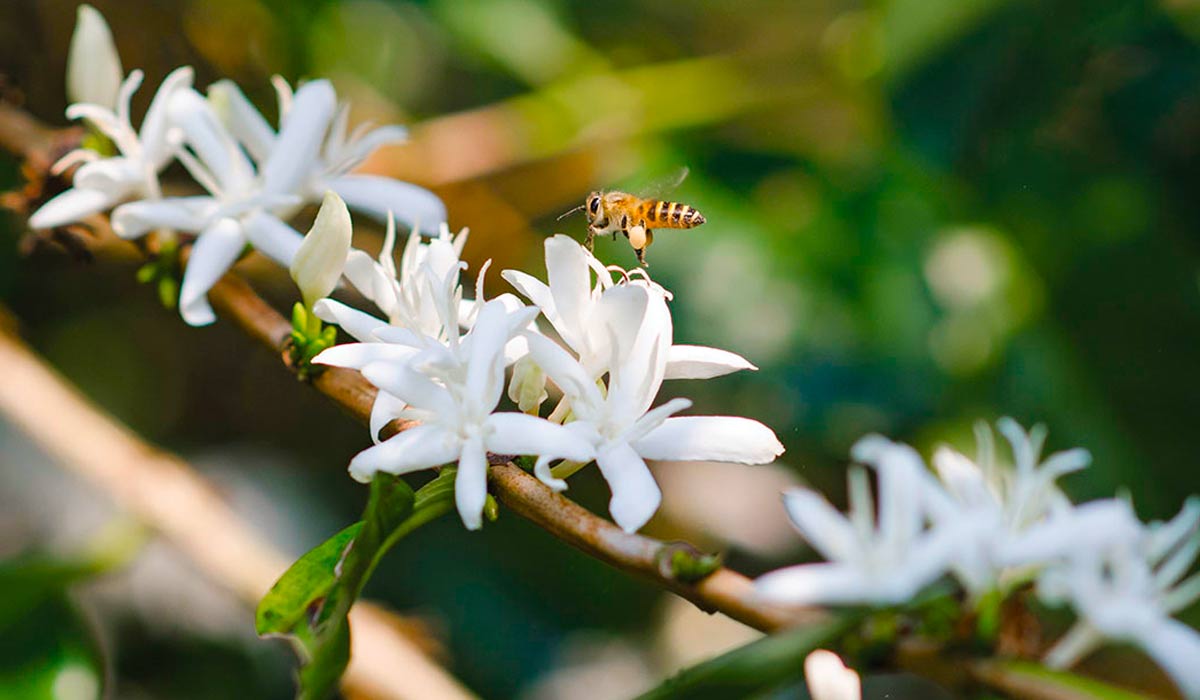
[{"left": 589, "top": 197, "right": 600, "bottom": 214}]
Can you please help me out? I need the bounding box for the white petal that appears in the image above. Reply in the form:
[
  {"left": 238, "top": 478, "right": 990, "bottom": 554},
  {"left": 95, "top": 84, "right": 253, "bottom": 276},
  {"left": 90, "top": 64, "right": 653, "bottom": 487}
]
[
  {"left": 754, "top": 563, "right": 873, "bottom": 606},
  {"left": 901, "top": 523, "right": 968, "bottom": 595},
  {"left": 594, "top": 284, "right": 651, "bottom": 372},
  {"left": 168, "top": 88, "right": 254, "bottom": 191},
  {"left": 261, "top": 79, "right": 336, "bottom": 196},
  {"left": 1038, "top": 447, "right": 1092, "bottom": 480},
  {"left": 360, "top": 360, "right": 456, "bottom": 417},
  {"left": 664, "top": 344, "right": 757, "bottom": 380},
  {"left": 344, "top": 249, "right": 398, "bottom": 314},
  {"left": 595, "top": 442, "right": 661, "bottom": 533},
  {"left": 522, "top": 331, "right": 603, "bottom": 411},
  {"left": 533, "top": 456, "right": 568, "bottom": 492},
  {"left": 111, "top": 197, "right": 213, "bottom": 237},
  {"left": 312, "top": 299, "right": 388, "bottom": 341},
  {"left": 850, "top": 435, "right": 925, "bottom": 552},
  {"left": 64, "top": 103, "right": 125, "bottom": 145},
  {"left": 544, "top": 234, "right": 592, "bottom": 333},
  {"left": 179, "top": 217, "right": 245, "bottom": 326},
  {"left": 633, "top": 416, "right": 784, "bottom": 464},
  {"left": 242, "top": 211, "right": 304, "bottom": 267},
  {"left": 348, "top": 424, "right": 460, "bottom": 482},
  {"left": 804, "top": 651, "right": 861, "bottom": 700},
  {"left": 627, "top": 286, "right": 673, "bottom": 403},
  {"left": 71, "top": 156, "right": 142, "bottom": 197},
  {"left": 485, "top": 413, "right": 595, "bottom": 462},
  {"left": 328, "top": 174, "right": 447, "bottom": 231},
  {"left": 931, "top": 446, "right": 991, "bottom": 507},
  {"left": 1002, "top": 499, "right": 1141, "bottom": 566},
  {"left": 312, "top": 342, "right": 416, "bottom": 369},
  {"left": 290, "top": 191, "right": 352, "bottom": 305},
  {"left": 28, "top": 187, "right": 115, "bottom": 229},
  {"left": 371, "top": 325, "right": 427, "bottom": 347},
  {"left": 623, "top": 398, "right": 694, "bottom": 444},
  {"left": 369, "top": 390, "right": 408, "bottom": 445},
  {"left": 455, "top": 437, "right": 488, "bottom": 530},
  {"left": 348, "top": 124, "right": 408, "bottom": 159},
  {"left": 780, "top": 489, "right": 860, "bottom": 564},
  {"left": 1138, "top": 618, "right": 1200, "bottom": 698},
  {"left": 207, "top": 79, "right": 275, "bottom": 164},
  {"left": 463, "top": 301, "right": 511, "bottom": 410},
  {"left": 67, "top": 5, "right": 123, "bottom": 109},
  {"left": 138, "top": 66, "right": 195, "bottom": 167},
  {"left": 502, "top": 269, "right": 557, "bottom": 318},
  {"left": 1149, "top": 497, "right": 1200, "bottom": 564}
]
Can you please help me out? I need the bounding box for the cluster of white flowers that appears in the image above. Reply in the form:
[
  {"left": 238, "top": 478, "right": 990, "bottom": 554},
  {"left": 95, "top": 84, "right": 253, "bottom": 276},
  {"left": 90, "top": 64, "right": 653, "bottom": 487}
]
[
  {"left": 755, "top": 419, "right": 1200, "bottom": 696},
  {"left": 36, "top": 6, "right": 785, "bottom": 535},
  {"left": 313, "top": 232, "right": 785, "bottom": 532},
  {"left": 30, "top": 5, "right": 444, "bottom": 326}
]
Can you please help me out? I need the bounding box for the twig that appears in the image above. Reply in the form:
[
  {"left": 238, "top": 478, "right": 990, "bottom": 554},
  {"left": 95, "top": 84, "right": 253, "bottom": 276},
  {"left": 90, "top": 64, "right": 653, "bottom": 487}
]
[{"left": 0, "top": 328, "right": 476, "bottom": 700}]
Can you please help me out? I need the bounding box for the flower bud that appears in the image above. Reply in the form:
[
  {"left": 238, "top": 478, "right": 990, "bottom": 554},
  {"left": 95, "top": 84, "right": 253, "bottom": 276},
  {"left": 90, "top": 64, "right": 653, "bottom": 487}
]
[
  {"left": 67, "top": 5, "right": 123, "bottom": 109},
  {"left": 507, "top": 354, "right": 548, "bottom": 413},
  {"left": 291, "top": 191, "right": 353, "bottom": 307}
]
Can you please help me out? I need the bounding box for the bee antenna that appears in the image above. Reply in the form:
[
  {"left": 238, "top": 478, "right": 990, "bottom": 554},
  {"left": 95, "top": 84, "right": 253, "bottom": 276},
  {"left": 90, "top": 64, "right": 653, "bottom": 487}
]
[{"left": 557, "top": 204, "right": 586, "bottom": 221}]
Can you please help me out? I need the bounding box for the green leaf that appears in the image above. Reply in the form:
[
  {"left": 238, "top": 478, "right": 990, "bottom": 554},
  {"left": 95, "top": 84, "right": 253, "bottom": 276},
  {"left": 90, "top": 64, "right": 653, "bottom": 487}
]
[
  {"left": 255, "top": 523, "right": 363, "bottom": 637},
  {"left": 257, "top": 469, "right": 458, "bottom": 699},
  {"left": 636, "top": 613, "right": 859, "bottom": 700},
  {"left": 973, "top": 660, "right": 1149, "bottom": 700}
]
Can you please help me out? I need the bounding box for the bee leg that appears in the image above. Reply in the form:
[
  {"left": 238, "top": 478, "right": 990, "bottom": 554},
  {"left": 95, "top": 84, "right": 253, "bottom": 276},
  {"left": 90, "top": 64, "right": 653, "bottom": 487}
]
[
  {"left": 585, "top": 226, "right": 597, "bottom": 252},
  {"left": 636, "top": 230, "right": 653, "bottom": 267}
]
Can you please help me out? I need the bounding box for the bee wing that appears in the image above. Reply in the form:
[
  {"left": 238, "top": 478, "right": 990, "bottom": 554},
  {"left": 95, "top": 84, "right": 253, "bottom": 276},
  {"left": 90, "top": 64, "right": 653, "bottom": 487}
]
[{"left": 643, "top": 166, "right": 690, "bottom": 198}]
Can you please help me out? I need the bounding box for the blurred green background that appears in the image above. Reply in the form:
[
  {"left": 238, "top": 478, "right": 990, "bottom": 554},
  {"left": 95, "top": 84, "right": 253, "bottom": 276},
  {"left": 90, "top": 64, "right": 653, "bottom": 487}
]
[{"left": 2, "top": 0, "right": 1200, "bottom": 697}]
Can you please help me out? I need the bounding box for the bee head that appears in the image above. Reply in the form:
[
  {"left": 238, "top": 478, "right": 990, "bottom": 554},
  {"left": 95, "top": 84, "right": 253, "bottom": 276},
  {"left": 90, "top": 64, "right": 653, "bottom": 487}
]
[{"left": 586, "top": 192, "right": 602, "bottom": 222}]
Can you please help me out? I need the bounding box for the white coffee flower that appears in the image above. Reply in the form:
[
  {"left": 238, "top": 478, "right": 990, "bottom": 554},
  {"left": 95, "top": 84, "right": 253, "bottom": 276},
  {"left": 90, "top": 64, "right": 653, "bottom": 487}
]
[
  {"left": 317, "top": 220, "right": 470, "bottom": 343},
  {"left": 208, "top": 77, "right": 445, "bottom": 232},
  {"left": 755, "top": 436, "right": 959, "bottom": 607},
  {"left": 929, "top": 419, "right": 1090, "bottom": 595},
  {"left": 503, "top": 235, "right": 756, "bottom": 381},
  {"left": 30, "top": 66, "right": 193, "bottom": 230},
  {"left": 66, "top": 4, "right": 123, "bottom": 109},
  {"left": 345, "top": 300, "right": 594, "bottom": 529},
  {"left": 313, "top": 218, "right": 506, "bottom": 440},
  {"left": 110, "top": 82, "right": 335, "bottom": 324},
  {"left": 1031, "top": 498, "right": 1200, "bottom": 698},
  {"left": 525, "top": 281, "right": 783, "bottom": 533}
]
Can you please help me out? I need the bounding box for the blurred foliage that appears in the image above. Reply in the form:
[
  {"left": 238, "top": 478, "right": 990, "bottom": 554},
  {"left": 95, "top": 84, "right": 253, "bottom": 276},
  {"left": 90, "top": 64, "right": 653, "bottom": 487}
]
[{"left": 3, "top": 0, "right": 1200, "bottom": 697}]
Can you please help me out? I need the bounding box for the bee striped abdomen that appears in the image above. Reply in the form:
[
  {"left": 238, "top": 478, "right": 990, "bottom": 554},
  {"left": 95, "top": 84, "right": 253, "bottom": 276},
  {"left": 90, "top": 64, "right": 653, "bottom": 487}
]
[{"left": 646, "top": 200, "right": 706, "bottom": 229}]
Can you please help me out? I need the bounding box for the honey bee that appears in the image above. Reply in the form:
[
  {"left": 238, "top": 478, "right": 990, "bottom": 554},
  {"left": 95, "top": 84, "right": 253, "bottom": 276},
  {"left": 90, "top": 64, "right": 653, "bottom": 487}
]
[{"left": 560, "top": 170, "right": 706, "bottom": 266}]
